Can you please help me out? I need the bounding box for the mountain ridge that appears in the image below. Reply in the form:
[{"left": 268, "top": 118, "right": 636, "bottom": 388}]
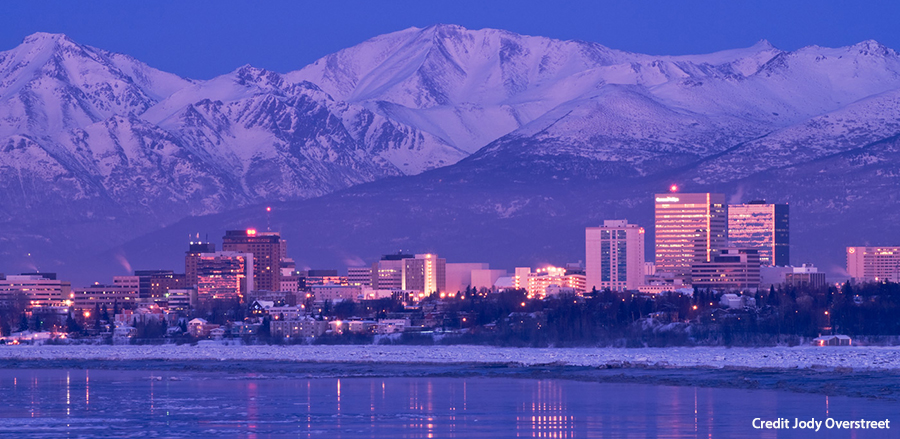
[{"left": 2, "top": 27, "right": 900, "bottom": 282}]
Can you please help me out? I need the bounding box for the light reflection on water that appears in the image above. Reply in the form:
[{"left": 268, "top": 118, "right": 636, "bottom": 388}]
[{"left": 0, "top": 369, "right": 896, "bottom": 438}]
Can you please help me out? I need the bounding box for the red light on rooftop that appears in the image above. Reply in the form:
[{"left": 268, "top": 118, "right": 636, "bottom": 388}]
[
  {"left": 266, "top": 207, "right": 272, "bottom": 212},
  {"left": 669, "top": 184, "right": 679, "bottom": 193},
  {"left": 247, "top": 228, "right": 257, "bottom": 236}
]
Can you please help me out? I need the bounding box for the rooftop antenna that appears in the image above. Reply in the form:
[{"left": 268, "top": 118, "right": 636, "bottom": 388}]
[{"left": 266, "top": 206, "right": 272, "bottom": 232}]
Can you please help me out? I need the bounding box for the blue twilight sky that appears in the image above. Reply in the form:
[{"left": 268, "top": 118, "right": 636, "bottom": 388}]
[{"left": 1, "top": 0, "right": 898, "bottom": 79}]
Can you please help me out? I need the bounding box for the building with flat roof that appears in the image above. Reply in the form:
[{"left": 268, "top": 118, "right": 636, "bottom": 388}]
[
  {"left": 691, "top": 248, "right": 761, "bottom": 291},
  {"left": 347, "top": 267, "right": 373, "bottom": 288},
  {"left": 655, "top": 192, "right": 727, "bottom": 276},
  {"left": 728, "top": 201, "right": 789, "bottom": 267},
  {"left": 0, "top": 274, "right": 72, "bottom": 308},
  {"left": 585, "top": 220, "right": 645, "bottom": 292},
  {"left": 222, "top": 229, "right": 282, "bottom": 292},
  {"left": 134, "top": 270, "right": 173, "bottom": 299},
  {"left": 150, "top": 272, "right": 186, "bottom": 301},
  {"left": 196, "top": 251, "right": 253, "bottom": 302},
  {"left": 72, "top": 285, "right": 138, "bottom": 310},
  {"left": 185, "top": 241, "right": 216, "bottom": 287},
  {"left": 445, "top": 263, "right": 489, "bottom": 294},
  {"left": 785, "top": 264, "right": 826, "bottom": 289},
  {"left": 516, "top": 266, "right": 585, "bottom": 298},
  {"left": 402, "top": 254, "right": 446, "bottom": 294},
  {"left": 300, "top": 269, "right": 346, "bottom": 286},
  {"left": 847, "top": 246, "right": 900, "bottom": 282},
  {"left": 371, "top": 253, "right": 412, "bottom": 290}
]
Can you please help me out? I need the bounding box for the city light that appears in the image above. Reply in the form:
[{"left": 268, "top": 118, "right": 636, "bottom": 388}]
[{"left": 669, "top": 184, "right": 679, "bottom": 192}]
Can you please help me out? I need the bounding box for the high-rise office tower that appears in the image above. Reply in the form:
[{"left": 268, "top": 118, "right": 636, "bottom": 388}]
[
  {"left": 222, "top": 229, "right": 282, "bottom": 292},
  {"left": 186, "top": 241, "right": 216, "bottom": 287},
  {"left": 585, "top": 220, "right": 645, "bottom": 291},
  {"left": 371, "top": 253, "right": 412, "bottom": 290},
  {"left": 196, "top": 251, "right": 254, "bottom": 302},
  {"left": 728, "top": 201, "right": 789, "bottom": 266},
  {"left": 402, "top": 254, "right": 446, "bottom": 294},
  {"left": 654, "top": 192, "right": 727, "bottom": 276}
]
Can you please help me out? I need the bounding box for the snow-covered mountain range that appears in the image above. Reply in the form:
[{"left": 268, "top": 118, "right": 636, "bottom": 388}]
[{"left": 3, "top": 25, "right": 900, "bottom": 280}]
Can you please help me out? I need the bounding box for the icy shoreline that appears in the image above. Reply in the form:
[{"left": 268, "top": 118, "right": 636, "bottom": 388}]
[{"left": 1, "top": 345, "right": 899, "bottom": 371}]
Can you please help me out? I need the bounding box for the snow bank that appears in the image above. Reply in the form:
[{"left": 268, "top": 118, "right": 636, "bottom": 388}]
[{"left": 1, "top": 345, "right": 899, "bottom": 371}]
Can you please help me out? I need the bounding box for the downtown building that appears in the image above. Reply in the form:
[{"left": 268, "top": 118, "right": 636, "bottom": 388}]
[
  {"left": 185, "top": 241, "right": 216, "bottom": 287},
  {"left": 196, "top": 251, "right": 254, "bottom": 302},
  {"left": 514, "top": 266, "right": 585, "bottom": 298},
  {"left": 347, "top": 267, "right": 373, "bottom": 288},
  {"left": 371, "top": 253, "right": 412, "bottom": 290},
  {"left": 585, "top": 220, "right": 645, "bottom": 292},
  {"left": 654, "top": 192, "right": 727, "bottom": 276},
  {"left": 72, "top": 284, "right": 139, "bottom": 311},
  {"left": 0, "top": 273, "right": 71, "bottom": 309},
  {"left": 402, "top": 254, "right": 447, "bottom": 295},
  {"left": 847, "top": 246, "right": 900, "bottom": 282},
  {"left": 727, "top": 201, "right": 789, "bottom": 266},
  {"left": 691, "top": 248, "right": 761, "bottom": 291},
  {"left": 222, "top": 229, "right": 284, "bottom": 292}
]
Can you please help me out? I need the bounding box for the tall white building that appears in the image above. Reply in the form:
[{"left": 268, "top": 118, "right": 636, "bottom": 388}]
[
  {"left": 586, "top": 220, "right": 645, "bottom": 291},
  {"left": 402, "top": 254, "right": 446, "bottom": 294}
]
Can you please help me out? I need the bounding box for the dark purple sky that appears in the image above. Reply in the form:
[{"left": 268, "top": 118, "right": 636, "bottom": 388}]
[{"left": 1, "top": 0, "right": 898, "bottom": 79}]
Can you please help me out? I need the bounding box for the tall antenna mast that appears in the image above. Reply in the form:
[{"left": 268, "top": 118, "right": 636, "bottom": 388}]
[{"left": 266, "top": 206, "right": 272, "bottom": 232}]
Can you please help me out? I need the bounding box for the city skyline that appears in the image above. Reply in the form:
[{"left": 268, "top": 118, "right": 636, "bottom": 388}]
[{"left": 2, "top": 188, "right": 875, "bottom": 294}]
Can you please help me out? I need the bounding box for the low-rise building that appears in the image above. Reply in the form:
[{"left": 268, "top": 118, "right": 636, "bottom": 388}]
[
  {"left": 376, "top": 318, "right": 411, "bottom": 334},
  {"left": 0, "top": 274, "right": 71, "bottom": 308},
  {"left": 785, "top": 264, "right": 826, "bottom": 289},
  {"left": 691, "top": 248, "right": 761, "bottom": 291},
  {"left": 719, "top": 293, "right": 756, "bottom": 309},
  {"left": 517, "top": 267, "right": 585, "bottom": 298},
  {"left": 73, "top": 284, "right": 138, "bottom": 311},
  {"left": 813, "top": 335, "right": 852, "bottom": 346},
  {"left": 311, "top": 285, "right": 361, "bottom": 302},
  {"left": 165, "top": 288, "right": 195, "bottom": 313},
  {"left": 188, "top": 318, "right": 220, "bottom": 338},
  {"left": 270, "top": 317, "right": 328, "bottom": 338}
]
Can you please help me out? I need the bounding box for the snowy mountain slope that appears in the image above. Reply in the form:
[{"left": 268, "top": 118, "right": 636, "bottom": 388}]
[
  {"left": 4, "top": 27, "right": 900, "bottom": 281},
  {"left": 290, "top": 25, "right": 900, "bottom": 171},
  {"left": 0, "top": 33, "right": 192, "bottom": 139},
  {"left": 0, "top": 32, "right": 466, "bottom": 230},
  {"left": 688, "top": 87, "right": 900, "bottom": 184},
  {"left": 144, "top": 65, "right": 465, "bottom": 179}
]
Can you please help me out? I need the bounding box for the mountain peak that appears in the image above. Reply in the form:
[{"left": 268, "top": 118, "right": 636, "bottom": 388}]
[
  {"left": 850, "top": 39, "right": 894, "bottom": 56},
  {"left": 750, "top": 39, "right": 776, "bottom": 50},
  {"left": 20, "top": 32, "right": 80, "bottom": 49}
]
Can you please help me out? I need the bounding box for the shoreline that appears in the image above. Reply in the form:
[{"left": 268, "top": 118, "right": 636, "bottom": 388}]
[
  {"left": 1, "top": 344, "right": 899, "bottom": 371},
  {"left": 1, "top": 345, "right": 899, "bottom": 401}
]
